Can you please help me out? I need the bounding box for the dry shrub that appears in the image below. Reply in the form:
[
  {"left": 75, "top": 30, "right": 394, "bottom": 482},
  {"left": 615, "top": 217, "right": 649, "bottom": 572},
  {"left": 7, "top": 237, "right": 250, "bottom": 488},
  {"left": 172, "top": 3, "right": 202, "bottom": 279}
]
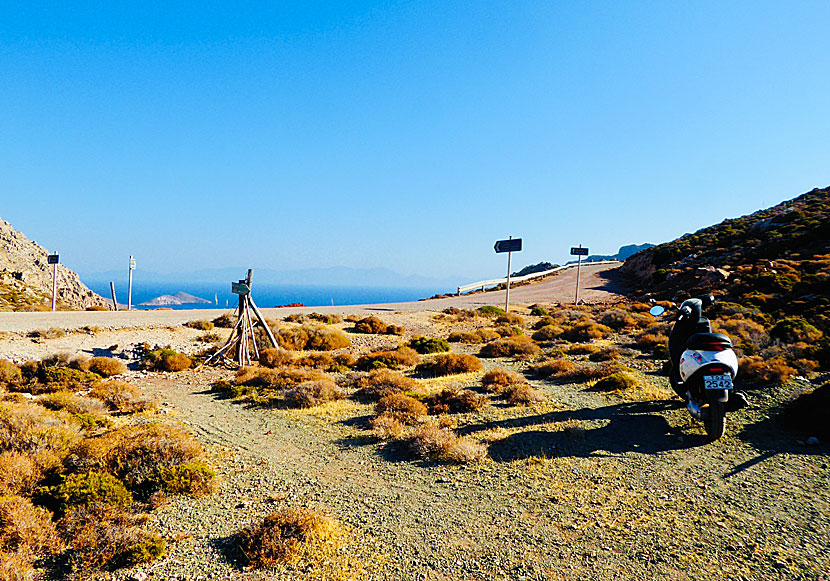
[
  {"left": 778, "top": 380, "right": 830, "bottom": 439},
  {"left": 68, "top": 356, "right": 91, "bottom": 371},
  {"left": 231, "top": 368, "right": 334, "bottom": 405},
  {"left": 409, "top": 422, "right": 486, "bottom": 463},
  {"left": 562, "top": 322, "right": 613, "bottom": 342},
  {"left": 292, "top": 352, "right": 335, "bottom": 370},
  {"left": 375, "top": 393, "right": 428, "bottom": 422},
  {"left": 504, "top": 384, "right": 546, "bottom": 406},
  {"left": 481, "top": 368, "right": 526, "bottom": 393},
  {"left": 0, "top": 402, "right": 80, "bottom": 470},
  {"left": 353, "top": 316, "right": 403, "bottom": 336},
  {"left": 0, "top": 452, "right": 41, "bottom": 495},
  {"left": 592, "top": 372, "right": 639, "bottom": 392},
  {"left": 0, "top": 361, "right": 22, "bottom": 387},
  {"left": 479, "top": 336, "right": 541, "bottom": 359},
  {"left": 713, "top": 316, "right": 769, "bottom": 346},
  {"left": 60, "top": 504, "right": 165, "bottom": 572},
  {"left": 495, "top": 313, "right": 525, "bottom": 327},
  {"left": 277, "top": 325, "right": 351, "bottom": 351},
  {"left": 770, "top": 317, "right": 822, "bottom": 343},
  {"left": 566, "top": 343, "right": 598, "bottom": 355},
  {"left": 531, "top": 325, "right": 565, "bottom": 342},
  {"left": 589, "top": 347, "right": 620, "bottom": 362},
  {"left": 354, "top": 369, "right": 419, "bottom": 401},
  {"left": 355, "top": 346, "right": 420, "bottom": 371},
  {"left": 447, "top": 329, "right": 501, "bottom": 344},
  {"left": 64, "top": 424, "right": 208, "bottom": 499},
  {"left": 284, "top": 380, "right": 344, "bottom": 408},
  {"left": 0, "top": 548, "right": 38, "bottom": 581},
  {"left": 0, "top": 495, "right": 61, "bottom": 556},
  {"left": 370, "top": 413, "right": 406, "bottom": 439},
  {"left": 184, "top": 320, "right": 214, "bottom": 331},
  {"left": 34, "top": 364, "right": 101, "bottom": 392},
  {"left": 332, "top": 352, "right": 357, "bottom": 370},
  {"left": 142, "top": 348, "right": 192, "bottom": 372},
  {"left": 416, "top": 353, "right": 483, "bottom": 377},
  {"left": 600, "top": 309, "right": 637, "bottom": 330},
  {"left": 739, "top": 356, "right": 796, "bottom": 386},
  {"left": 88, "top": 357, "right": 126, "bottom": 378},
  {"left": 196, "top": 332, "right": 222, "bottom": 343},
  {"left": 635, "top": 331, "right": 669, "bottom": 351},
  {"left": 39, "top": 390, "right": 109, "bottom": 418},
  {"left": 494, "top": 325, "right": 523, "bottom": 337},
  {"left": 236, "top": 508, "right": 345, "bottom": 568},
  {"left": 212, "top": 313, "right": 235, "bottom": 327},
  {"left": 308, "top": 312, "right": 343, "bottom": 324},
  {"left": 89, "top": 381, "right": 159, "bottom": 414},
  {"left": 259, "top": 347, "right": 294, "bottom": 368},
  {"left": 424, "top": 389, "right": 486, "bottom": 414},
  {"left": 532, "top": 359, "right": 576, "bottom": 379}
]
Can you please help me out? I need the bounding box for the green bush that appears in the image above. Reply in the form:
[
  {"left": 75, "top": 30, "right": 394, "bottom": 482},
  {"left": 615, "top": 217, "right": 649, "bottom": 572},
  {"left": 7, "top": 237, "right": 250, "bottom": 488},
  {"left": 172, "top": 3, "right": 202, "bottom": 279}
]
[
  {"left": 50, "top": 471, "right": 132, "bottom": 514},
  {"left": 529, "top": 306, "right": 549, "bottom": 317},
  {"left": 409, "top": 337, "right": 451, "bottom": 354},
  {"left": 592, "top": 372, "right": 639, "bottom": 392},
  {"left": 770, "top": 317, "right": 822, "bottom": 343},
  {"left": 476, "top": 306, "right": 505, "bottom": 317},
  {"left": 355, "top": 347, "right": 419, "bottom": 371},
  {"left": 149, "top": 460, "right": 215, "bottom": 496}
]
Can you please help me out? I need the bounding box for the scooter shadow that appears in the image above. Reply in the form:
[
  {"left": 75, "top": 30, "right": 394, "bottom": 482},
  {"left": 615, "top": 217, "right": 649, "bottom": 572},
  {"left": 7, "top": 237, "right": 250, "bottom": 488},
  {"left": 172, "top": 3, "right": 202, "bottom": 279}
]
[{"left": 459, "top": 400, "right": 709, "bottom": 462}]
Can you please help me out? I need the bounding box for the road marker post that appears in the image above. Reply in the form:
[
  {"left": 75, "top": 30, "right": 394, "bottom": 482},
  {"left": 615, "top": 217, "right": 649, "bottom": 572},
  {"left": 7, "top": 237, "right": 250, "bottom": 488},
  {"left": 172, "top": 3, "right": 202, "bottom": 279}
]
[
  {"left": 494, "top": 237, "right": 522, "bottom": 313},
  {"left": 110, "top": 282, "right": 118, "bottom": 311},
  {"left": 128, "top": 256, "right": 135, "bottom": 311},
  {"left": 570, "top": 245, "right": 589, "bottom": 304},
  {"left": 47, "top": 253, "right": 59, "bottom": 311}
]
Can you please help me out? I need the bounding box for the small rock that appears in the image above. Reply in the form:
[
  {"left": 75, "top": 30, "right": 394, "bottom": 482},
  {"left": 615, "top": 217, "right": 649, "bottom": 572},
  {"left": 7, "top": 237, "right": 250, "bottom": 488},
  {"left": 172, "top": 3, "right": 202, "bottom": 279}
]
[{"left": 129, "top": 572, "right": 148, "bottom": 581}]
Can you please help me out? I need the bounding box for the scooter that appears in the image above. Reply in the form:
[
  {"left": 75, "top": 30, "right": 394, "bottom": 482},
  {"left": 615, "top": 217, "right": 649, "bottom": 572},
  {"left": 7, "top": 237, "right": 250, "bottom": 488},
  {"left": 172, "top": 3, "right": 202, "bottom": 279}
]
[{"left": 650, "top": 295, "right": 746, "bottom": 439}]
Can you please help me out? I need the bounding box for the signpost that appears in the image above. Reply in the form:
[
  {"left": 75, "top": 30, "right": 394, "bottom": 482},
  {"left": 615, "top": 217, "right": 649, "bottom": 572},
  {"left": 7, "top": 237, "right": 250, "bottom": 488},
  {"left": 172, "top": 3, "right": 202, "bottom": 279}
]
[
  {"left": 570, "top": 245, "right": 589, "bottom": 304},
  {"left": 127, "top": 256, "right": 135, "bottom": 311},
  {"left": 494, "top": 237, "right": 522, "bottom": 313},
  {"left": 47, "top": 253, "right": 59, "bottom": 311}
]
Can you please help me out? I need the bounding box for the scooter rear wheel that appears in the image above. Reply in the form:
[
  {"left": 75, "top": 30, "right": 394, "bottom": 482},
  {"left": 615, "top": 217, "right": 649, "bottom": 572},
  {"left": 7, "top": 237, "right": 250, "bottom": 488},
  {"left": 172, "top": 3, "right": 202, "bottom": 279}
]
[{"left": 704, "top": 401, "right": 726, "bottom": 440}]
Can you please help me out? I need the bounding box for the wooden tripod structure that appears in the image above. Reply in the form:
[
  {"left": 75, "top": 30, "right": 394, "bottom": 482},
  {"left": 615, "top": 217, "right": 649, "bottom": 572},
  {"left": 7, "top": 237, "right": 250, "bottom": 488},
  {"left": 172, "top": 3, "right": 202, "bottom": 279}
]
[{"left": 204, "top": 269, "right": 278, "bottom": 367}]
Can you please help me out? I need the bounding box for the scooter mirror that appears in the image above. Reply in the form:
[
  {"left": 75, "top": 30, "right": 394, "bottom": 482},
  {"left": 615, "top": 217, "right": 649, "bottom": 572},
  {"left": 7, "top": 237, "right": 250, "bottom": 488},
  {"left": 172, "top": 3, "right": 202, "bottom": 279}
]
[{"left": 649, "top": 305, "right": 665, "bottom": 317}]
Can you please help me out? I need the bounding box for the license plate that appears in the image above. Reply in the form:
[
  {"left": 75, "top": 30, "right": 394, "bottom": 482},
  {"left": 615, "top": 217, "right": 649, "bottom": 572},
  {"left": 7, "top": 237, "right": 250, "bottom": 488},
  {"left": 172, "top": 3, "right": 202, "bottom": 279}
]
[{"left": 704, "top": 375, "right": 733, "bottom": 390}]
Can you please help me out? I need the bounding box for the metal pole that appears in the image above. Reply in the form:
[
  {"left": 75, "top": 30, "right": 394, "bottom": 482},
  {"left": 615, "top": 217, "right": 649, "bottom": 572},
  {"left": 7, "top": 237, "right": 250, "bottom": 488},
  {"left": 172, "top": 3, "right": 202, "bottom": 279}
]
[
  {"left": 574, "top": 245, "right": 583, "bottom": 305},
  {"left": 51, "top": 260, "right": 57, "bottom": 311},
  {"left": 110, "top": 282, "right": 118, "bottom": 311},
  {"left": 128, "top": 256, "right": 134, "bottom": 311},
  {"left": 505, "top": 236, "right": 513, "bottom": 313}
]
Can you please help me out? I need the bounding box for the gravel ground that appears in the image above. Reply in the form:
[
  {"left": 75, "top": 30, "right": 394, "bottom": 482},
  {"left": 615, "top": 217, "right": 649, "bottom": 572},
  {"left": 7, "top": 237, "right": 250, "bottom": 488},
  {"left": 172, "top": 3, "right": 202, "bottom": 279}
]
[{"left": 1, "top": 303, "right": 828, "bottom": 581}]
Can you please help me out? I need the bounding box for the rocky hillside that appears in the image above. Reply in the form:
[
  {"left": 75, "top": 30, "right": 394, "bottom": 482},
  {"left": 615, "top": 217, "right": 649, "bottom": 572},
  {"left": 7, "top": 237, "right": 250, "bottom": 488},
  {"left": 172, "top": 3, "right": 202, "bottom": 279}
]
[
  {"left": 621, "top": 187, "right": 830, "bottom": 325},
  {"left": 0, "top": 216, "right": 107, "bottom": 311}
]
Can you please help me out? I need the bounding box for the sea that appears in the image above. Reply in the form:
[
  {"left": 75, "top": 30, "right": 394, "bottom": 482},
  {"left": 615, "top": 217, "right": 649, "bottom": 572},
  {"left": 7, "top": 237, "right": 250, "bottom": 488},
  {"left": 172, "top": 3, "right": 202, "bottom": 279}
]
[{"left": 85, "top": 281, "right": 447, "bottom": 311}]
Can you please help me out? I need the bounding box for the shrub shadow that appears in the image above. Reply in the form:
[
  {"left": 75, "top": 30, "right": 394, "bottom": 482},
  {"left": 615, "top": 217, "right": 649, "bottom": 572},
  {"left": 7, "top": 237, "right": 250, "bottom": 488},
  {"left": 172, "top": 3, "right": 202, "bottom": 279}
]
[
  {"left": 458, "top": 400, "right": 708, "bottom": 461},
  {"left": 210, "top": 533, "right": 245, "bottom": 570}
]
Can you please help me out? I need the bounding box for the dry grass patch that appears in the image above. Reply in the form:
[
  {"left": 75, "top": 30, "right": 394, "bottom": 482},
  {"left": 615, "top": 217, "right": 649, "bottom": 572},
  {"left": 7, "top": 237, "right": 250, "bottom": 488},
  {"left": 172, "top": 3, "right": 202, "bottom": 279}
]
[
  {"left": 259, "top": 347, "right": 294, "bottom": 368},
  {"left": 562, "top": 322, "right": 613, "bottom": 342},
  {"left": 184, "top": 320, "right": 214, "bottom": 331},
  {"left": 0, "top": 494, "right": 61, "bottom": 560},
  {"left": 0, "top": 360, "right": 22, "bottom": 388},
  {"left": 0, "top": 402, "right": 81, "bottom": 471},
  {"left": 479, "top": 336, "right": 541, "bottom": 359},
  {"left": 739, "top": 356, "right": 797, "bottom": 386},
  {"left": 0, "top": 452, "right": 41, "bottom": 495},
  {"left": 415, "top": 353, "right": 483, "bottom": 377}
]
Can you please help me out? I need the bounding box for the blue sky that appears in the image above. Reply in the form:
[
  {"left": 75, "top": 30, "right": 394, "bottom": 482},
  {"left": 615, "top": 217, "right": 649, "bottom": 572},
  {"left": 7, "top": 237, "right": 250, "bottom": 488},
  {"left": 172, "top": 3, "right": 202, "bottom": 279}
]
[{"left": 2, "top": 1, "right": 829, "bottom": 284}]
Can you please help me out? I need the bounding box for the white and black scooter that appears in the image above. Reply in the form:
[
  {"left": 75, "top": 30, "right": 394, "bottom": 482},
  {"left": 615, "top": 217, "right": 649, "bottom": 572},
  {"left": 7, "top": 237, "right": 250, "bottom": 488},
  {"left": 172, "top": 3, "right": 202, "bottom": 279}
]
[{"left": 650, "top": 295, "right": 747, "bottom": 439}]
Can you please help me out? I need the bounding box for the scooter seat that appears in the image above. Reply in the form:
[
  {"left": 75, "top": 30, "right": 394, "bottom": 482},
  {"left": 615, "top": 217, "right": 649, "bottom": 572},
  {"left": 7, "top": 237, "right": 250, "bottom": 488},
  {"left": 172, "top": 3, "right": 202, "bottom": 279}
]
[{"left": 685, "top": 332, "right": 732, "bottom": 351}]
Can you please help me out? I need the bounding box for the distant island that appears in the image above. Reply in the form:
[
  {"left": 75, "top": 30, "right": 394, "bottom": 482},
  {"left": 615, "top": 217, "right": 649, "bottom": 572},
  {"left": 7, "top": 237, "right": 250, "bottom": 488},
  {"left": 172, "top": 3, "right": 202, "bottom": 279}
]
[{"left": 139, "top": 292, "right": 211, "bottom": 306}]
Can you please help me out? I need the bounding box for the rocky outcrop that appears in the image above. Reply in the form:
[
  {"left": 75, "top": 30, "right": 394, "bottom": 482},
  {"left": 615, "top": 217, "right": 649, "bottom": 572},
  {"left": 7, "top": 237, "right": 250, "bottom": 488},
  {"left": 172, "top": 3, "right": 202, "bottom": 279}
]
[{"left": 0, "top": 216, "right": 107, "bottom": 311}]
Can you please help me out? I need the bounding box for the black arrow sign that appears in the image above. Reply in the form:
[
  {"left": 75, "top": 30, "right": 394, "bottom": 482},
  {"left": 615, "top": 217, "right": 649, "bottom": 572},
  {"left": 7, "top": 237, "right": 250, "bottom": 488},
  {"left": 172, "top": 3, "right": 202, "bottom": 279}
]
[{"left": 494, "top": 238, "right": 522, "bottom": 253}]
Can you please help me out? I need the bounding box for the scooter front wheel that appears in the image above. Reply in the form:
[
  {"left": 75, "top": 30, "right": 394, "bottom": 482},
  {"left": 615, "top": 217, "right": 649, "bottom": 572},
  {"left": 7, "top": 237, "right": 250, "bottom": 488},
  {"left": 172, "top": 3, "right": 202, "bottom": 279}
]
[{"left": 704, "top": 401, "right": 726, "bottom": 439}]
